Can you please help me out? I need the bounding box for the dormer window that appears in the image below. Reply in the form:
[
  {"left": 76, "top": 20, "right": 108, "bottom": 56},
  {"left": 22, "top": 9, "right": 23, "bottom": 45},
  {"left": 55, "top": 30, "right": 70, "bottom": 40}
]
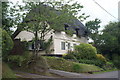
[{"left": 75, "top": 28, "right": 79, "bottom": 36}]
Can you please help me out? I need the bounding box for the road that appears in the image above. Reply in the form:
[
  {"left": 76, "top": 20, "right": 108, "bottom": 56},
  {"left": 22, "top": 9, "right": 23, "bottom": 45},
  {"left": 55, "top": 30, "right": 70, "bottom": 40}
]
[
  {"left": 15, "top": 69, "right": 119, "bottom": 79},
  {"left": 49, "top": 69, "right": 119, "bottom": 78}
]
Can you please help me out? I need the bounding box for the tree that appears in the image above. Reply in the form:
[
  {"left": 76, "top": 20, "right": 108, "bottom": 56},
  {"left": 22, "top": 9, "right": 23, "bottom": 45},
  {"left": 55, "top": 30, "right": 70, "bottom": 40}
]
[
  {"left": 0, "top": 28, "right": 14, "bottom": 58},
  {"left": 85, "top": 19, "right": 101, "bottom": 44},
  {"left": 22, "top": 1, "right": 88, "bottom": 57},
  {"left": 1, "top": 2, "right": 30, "bottom": 36},
  {"left": 97, "top": 22, "right": 120, "bottom": 58}
]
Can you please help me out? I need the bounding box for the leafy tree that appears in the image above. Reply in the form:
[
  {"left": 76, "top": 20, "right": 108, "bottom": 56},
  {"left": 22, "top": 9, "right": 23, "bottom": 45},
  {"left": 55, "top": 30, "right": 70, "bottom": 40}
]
[
  {"left": 1, "top": 2, "right": 30, "bottom": 36},
  {"left": 86, "top": 18, "right": 101, "bottom": 34},
  {"left": 1, "top": 28, "right": 14, "bottom": 58},
  {"left": 95, "top": 21, "right": 120, "bottom": 68},
  {"left": 22, "top": 1, "right": 88, "bottom": 57},
  {"left": 85, "top": 18, "right": 101, "bottom": 45},
  {"left": 97, "top": 22, "right": 120, "bottom": 58}
]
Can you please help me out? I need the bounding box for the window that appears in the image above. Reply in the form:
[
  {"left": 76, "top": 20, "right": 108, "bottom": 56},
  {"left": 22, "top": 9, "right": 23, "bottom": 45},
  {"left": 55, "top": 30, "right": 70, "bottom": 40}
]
[
  {"left": 61, "top": 42, "right": 65, "bottom": 50},
  {"left": 68, "top": 43, "right": 71, "bottom": 49},
  {"left": 73, "top": 44, "right": 76, "bottom": 47},
  {"left": 32, "top": 43, "right": 34, "bottom": 50}
]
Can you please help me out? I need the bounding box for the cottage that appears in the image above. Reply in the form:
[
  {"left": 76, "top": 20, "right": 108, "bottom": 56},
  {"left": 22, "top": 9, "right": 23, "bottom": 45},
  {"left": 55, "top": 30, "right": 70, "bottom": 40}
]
[{"left": 15, "top": 19, "right": 88, "bottom": 55}]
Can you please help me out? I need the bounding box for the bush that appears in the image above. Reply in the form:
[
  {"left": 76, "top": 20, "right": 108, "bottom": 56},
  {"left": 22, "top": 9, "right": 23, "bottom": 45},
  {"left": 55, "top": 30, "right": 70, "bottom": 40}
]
[
  {"left": 23, "top": 51, "right": 33, "bottom": 61},
  {"left": 72, "top": 64, "right": 81, "bottom": 72},
  {"left": 96, "top": 54, "right": 107, "bottom": 63},
  {"left": 102, "top": 62, "right": 115, "bottom": 70},
  {"left": 79, "top": 59, "right": 104, "bottom": 67},
  {"left": 112, "top": 55, "right": 120, "bottom": 69},
  {"left": 74, "top": 43, "right": 97, "bottom": 60},
  {"left": 7, "top": 55, "right": 25, "bottom": 66},
  {"left": 63, "top": 51, "right": 78, "bottom": 62}
]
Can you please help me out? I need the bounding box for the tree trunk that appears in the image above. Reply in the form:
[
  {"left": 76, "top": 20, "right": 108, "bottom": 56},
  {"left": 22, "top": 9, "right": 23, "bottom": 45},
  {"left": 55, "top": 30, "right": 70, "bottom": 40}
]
[
  {"left": 11, "top": 27, "right": 22, "bottom": 39},
  {"left": 34, "top": 31, "right": 39, "bottom": 58}
]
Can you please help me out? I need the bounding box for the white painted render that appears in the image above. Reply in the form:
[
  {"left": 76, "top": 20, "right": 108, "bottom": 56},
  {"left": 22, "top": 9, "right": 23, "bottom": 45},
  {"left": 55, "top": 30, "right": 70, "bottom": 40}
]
[
  {"left": 15, "top": 30, "right": 88, "bottom": 55},
  {"left": 52, "top": 31, "right": 88, "bottom": 55}
]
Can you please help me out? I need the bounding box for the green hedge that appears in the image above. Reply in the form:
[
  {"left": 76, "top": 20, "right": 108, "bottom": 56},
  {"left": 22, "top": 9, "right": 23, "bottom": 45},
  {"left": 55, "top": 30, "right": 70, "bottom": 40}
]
[
  {"left": 79, "top": 59, "right": 105, "bottom": 67},
  {"left": 74, "top": 43, "right": 97, "bottom": 60}
]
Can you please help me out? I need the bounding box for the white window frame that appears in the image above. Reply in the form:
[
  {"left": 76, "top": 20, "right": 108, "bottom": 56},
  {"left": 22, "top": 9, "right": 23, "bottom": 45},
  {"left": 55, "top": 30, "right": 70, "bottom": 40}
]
[{"left": 61, "top": 42, "right": 66, "bottom": 50}]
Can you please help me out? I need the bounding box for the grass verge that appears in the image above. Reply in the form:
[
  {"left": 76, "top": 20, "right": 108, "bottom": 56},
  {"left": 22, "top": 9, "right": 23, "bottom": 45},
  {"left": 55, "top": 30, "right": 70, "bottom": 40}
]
[
  {"left": 2, "top": 62, "right": 16, "bottom": 78},
  {"left": 44, "top": 56, "right": 103, "bottom": 73}
]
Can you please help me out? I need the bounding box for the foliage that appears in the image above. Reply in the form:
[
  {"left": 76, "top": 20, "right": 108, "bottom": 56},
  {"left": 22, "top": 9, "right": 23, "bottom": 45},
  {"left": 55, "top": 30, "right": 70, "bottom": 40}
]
[
  {"left": 86, "top": 21, "right": 120, "bottom": 68},
  {"left": 7, "top": 55, "right": 26, "bottom": 66},
  {"left": 102, "top": 62, "right": 116, "bottom": 70},
  {"left": 65, "top": 29, "right": 75, "bottom": 36},
  {"left": 63, "top": 51, "right": 78, "bottom": 62},
  {"left": 63, "top": 44, "right": 107, "bottom": 67},
  {"left": 44, "top": 56, "right": 102, "bottom": 73},
  {"left": 7, "top": 51, "right": 33, "bottom": 67},
  {"left": 2, "top": 62, "right": 16, "bottom": 78},
  {"left": 1, "top": 28, "right": 14, "bottom": 58},
  {"left": 112, "top": 54, "right": 120, "bottom": 69},
  {"left": 94, "top": 22, "right": 120, "bottom": 69},
  {"left": 41, "top": 37, "right": 53, "bottom": 53},
  {"left": 21, "top": 0, "right": 88, "bottom": 56},
  {"left": 86, "top": 18, "right": 101, "bottom": 34},
  {"left": 96, "top": 54, "right": 107, "bottom": 63},
  {"left": 85, "top": 19, "right": 101, "bottom": 46},
  {"left": 23, "top": 51, "right": 33, "bottom": 61},
  {"left": 2, "top": 2, "right": 28, "bottom": 35},
  {"left": 79, "top": 59, "right": 105, "bottom": 68},
  {"left": 72, "top": 64, "right": 81, "bottom": 72},
  {"left": 98, "top": 22, "right": 120, "bottom": 58},
  {"left": 74, "top": 43, "right": 97, "bottom": 60}
]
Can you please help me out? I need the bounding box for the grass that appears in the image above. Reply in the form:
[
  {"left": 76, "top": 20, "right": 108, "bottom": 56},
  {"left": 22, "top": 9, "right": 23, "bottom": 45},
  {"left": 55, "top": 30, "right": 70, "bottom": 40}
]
[
  {"left": 2, "top": 62, "right": 16, "bottom": 78},
  {"left": 7, "top": 56, "right": 61, "bottom": 77},
  {"left": 2, "top": 62, "right": 32, "bottom": 80},
  {"left": 44, "top": 56, "right": 103, "bottom": 73}
]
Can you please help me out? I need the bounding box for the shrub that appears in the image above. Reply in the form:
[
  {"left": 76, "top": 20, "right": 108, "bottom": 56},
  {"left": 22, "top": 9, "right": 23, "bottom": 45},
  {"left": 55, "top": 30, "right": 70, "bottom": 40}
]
[
  {"left": 72, "top": 64, "right": 81, "bottom": 72},
  {"left": 63, "top": 51, "right": 78, "bottom": 62},
  {"left": 7, "top": 55, "right": 25, "bottom": 66},
  {"left": 74, "top": 43, "right": 97, "bottom": 60},
  {"left": 23, "top": 51, "right": 33, "bottom": 61},
  {"left": 96, "top": 54, "right": 107, "bottom": 63},
  {"left": 63, "top": 51, "right": 74, "bottom": 59},
  {"left": 79, "top": 59, "right": 104, "bottom": 67},
  {"left": 102, "top": 62, "right": 115, "bottom": 70},
  {"left": 112, "top": 54, "right": 120, "bottom": 69}
]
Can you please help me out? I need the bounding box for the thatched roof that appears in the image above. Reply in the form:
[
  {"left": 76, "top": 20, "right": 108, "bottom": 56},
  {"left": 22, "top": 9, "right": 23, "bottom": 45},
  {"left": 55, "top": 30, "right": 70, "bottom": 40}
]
[{"left": 23, "top": 3, "right": 88, "bottom": 37}]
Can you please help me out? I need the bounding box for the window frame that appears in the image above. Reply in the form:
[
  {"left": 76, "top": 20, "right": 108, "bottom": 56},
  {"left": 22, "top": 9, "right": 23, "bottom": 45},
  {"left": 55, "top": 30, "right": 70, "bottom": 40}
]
[{"left": 61, "top": 42, "right": 66, "bottom": 50}]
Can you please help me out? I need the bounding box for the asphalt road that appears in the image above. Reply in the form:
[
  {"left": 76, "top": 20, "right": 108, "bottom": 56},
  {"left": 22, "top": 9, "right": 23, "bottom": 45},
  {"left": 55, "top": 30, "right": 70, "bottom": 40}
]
[
  {"left": 49, "top": 69, "right": 119, "bottom": 78},
  {"left": 15, "top": 69, "right": 119, "bottom": 80},
  {"left": 87, "top": 71, "right": 119, "bottom": 78}
]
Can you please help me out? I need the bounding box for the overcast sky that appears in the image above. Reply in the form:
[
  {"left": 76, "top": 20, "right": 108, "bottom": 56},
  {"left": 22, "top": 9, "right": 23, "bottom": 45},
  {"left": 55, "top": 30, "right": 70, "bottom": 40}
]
[
  {"left": 77, "top": 0, "right": 119, "bottom": 27},
  {"left": 9, "top": 0, "right": 119, "bottom": 29}
]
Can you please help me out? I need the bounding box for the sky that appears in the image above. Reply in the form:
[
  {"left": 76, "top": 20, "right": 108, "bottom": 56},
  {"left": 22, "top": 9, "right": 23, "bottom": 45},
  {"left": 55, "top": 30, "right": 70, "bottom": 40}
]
[
  {"left": 9, "top": 0, "right": 119, "bottom": 29},
  {"left": 76, "top": 0, "right": 119, "bottom": 28}
]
